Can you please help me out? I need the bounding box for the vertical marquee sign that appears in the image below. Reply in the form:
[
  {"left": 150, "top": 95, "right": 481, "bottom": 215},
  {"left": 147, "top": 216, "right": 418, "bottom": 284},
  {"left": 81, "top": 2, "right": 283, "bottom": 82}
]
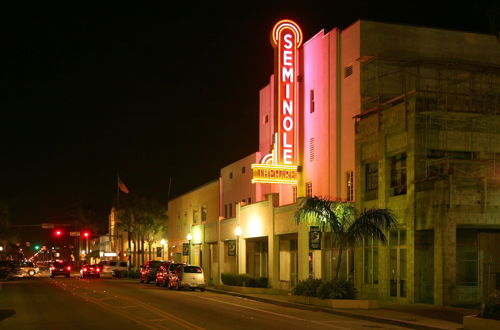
[{"left": 252, "top": 19, "right": 302, "bottom": 184}]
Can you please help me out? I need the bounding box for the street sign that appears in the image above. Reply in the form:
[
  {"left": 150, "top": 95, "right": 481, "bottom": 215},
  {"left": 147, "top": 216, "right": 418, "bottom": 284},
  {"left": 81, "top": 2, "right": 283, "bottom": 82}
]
[
  {"left": 41, "top": 223, "right": 54, "bottom": 229},
  {"left": 70, "top": 232, "right": 80, "bottom": 237}
]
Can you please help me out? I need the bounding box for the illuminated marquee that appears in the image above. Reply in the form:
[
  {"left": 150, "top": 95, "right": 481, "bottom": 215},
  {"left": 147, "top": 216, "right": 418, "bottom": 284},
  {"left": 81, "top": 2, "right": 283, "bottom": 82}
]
[{"left": 251, "top": 19, "right": 302, "bottom": 185}]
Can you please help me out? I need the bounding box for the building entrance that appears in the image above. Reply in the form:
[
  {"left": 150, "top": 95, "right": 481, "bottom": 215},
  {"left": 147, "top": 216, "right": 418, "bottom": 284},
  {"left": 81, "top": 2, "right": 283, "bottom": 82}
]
[
  {"left": 246, "top": 237, "right": 268, "bottom": 278},
  {"left": 390, "top": 229, "right": 407, "bottom": 298},
  {"left": 279, "top": 234, "right": 298, "bottom": 289}
]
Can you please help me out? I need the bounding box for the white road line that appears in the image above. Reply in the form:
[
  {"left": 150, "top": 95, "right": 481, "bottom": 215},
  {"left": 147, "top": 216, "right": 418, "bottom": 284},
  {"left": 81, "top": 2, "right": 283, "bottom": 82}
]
[{"left": 183, "top": 293, "right": 351, "bottom": 330}]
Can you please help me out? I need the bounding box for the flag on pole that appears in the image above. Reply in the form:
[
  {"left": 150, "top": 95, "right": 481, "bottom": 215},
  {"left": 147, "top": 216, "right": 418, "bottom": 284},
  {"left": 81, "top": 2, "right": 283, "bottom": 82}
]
[{"left": 118, "top": 175, "right": 130, "bottom": 194}]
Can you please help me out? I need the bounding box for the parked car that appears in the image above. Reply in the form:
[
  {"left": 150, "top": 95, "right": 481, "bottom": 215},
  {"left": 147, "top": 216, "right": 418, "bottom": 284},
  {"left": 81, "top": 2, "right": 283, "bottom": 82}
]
[
  {"left": 168, "top": 265, "right": 206, "bottom": 291},
  {"left": 99, "top": 260, "right": 128, "bottom": 277},
  {"left": 140, "top": 260, "right": 168, "bottom": 284},
  {"left": 0, "top": 260, "right": 17, "bottom": 278},
  {"left": 154, "top": 261, "right": 175, "bottom": 287},
  {"left": 12, "top": 261, "right": 40, "bottom": 277},
  {"left": 49, "top": 260, "right": 71, "bottom": 278},
  {"left": 80, "top": 264, "right": 101, "bottom": 279}
]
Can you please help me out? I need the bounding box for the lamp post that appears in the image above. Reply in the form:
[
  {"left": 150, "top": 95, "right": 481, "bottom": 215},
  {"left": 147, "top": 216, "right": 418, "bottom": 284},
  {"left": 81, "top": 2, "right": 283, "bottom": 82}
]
[
  {"left": 160, "top": 239, "right": 166, "bottom": 259},
  {"left": 186, "top": 233, "right": 192, "bottom": 264},
  {"left": 235, "top": 226, "right": 242, "bottom": 273}
]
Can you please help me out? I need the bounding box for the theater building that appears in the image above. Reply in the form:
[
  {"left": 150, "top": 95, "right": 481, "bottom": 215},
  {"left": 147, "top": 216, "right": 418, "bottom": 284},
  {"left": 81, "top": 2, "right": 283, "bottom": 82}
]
[{"left": 166, "top": 19, "right": 500, "bottom": 305}]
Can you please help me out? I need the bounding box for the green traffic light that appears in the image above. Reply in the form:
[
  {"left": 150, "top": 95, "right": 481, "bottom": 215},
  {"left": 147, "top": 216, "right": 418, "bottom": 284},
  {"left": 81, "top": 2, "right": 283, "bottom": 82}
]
[{"left": 34, "top": 245, "right": 40, "bottom": 250}]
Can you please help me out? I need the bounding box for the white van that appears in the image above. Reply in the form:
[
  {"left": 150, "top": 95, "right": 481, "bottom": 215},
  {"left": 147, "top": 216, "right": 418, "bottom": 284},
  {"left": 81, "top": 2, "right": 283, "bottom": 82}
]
[
  {"left": 173, "top": 265, "right": 206, "bottom": 291},
  {"left": 100, "top": 260, "right": 128, "bottom": 277}
]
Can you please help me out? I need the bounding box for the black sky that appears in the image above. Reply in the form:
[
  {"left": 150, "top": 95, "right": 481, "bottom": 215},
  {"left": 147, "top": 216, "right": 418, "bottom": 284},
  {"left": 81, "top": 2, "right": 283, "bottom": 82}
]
[{"left": 1, "top": 1, "right": 498, "bottom": 228}]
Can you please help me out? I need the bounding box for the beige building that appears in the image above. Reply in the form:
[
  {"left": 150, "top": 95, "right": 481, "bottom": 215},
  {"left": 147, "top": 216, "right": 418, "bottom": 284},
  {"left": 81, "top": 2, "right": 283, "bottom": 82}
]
[{"left": 163, "top": 20, "right": 500, "bottom": 306}]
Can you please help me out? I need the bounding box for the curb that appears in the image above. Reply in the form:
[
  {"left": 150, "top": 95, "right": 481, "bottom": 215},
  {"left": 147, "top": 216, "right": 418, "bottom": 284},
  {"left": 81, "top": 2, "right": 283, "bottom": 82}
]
[{"left": 205, "top": 288, "right": 449, "bottom": 330}]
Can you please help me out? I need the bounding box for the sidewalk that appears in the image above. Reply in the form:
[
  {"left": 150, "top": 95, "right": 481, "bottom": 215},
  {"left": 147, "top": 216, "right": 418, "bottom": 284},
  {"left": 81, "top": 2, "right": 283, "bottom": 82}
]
[{"left": 206, "top": 286, "right": 479, "bottom": 330}]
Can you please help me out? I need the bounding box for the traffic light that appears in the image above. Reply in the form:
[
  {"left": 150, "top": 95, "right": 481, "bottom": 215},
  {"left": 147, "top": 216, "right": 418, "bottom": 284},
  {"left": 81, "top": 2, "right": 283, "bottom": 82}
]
[
  {"left": 34, "top": 245, "right": 40, "bottom": 250},
  {"left": 54, "top": 229, "right": 63, "bottom": 237},
  {"left": 82, "top": 231, "right": 90, "bottom": 239}
]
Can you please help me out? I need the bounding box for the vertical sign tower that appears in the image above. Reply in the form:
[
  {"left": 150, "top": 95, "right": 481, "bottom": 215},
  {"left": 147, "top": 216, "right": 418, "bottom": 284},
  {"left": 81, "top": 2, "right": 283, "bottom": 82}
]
[{"left": 252, "top": 19, "right": 302, "bottom": 184}]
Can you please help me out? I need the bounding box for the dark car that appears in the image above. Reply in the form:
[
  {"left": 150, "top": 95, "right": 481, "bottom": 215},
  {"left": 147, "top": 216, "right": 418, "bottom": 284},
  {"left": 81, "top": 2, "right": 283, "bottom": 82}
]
[
  {"left": 154, "top": 261, "right": 175, "bottom": 287},
  {"left": 0, "top": 260, "right": 17, "bottom": 278},
  {"left": 165, "top": 263, "right": 186, "bottom": 289},
  {"left": 140, "top": 260, "right": 167, "bottom": 284},
  {"left": 50, "top": 260, "right": 71, "bottom": 278},
  {"left": 80, "top": 264, "right": 101, "bottom": 279}
]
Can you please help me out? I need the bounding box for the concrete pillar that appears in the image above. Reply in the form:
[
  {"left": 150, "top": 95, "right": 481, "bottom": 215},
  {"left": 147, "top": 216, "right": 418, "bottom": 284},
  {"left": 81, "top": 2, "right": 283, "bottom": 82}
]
[{"left": 297, "top": 223, "right": 309, "bottom": 281}]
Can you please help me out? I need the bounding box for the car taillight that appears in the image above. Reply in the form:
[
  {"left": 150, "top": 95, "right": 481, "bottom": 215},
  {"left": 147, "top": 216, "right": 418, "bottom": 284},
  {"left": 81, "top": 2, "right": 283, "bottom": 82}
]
[
  {"left": 96, "top": 268, "right": 100, "bottom": 272},
  {"left": 66, "top": 266, "right": 71, "bottom": 271},
  {"left": 50, "top": 267, "right": 55, "bottom": 270},
  {"left": 83, "top": 268, "right": 87, "bottom": 272}
]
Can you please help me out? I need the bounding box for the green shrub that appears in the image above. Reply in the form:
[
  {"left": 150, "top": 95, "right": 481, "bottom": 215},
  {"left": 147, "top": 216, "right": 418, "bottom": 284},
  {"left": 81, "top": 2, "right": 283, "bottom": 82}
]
[
  {"left": 317, "top": 280, "right": 356, "bottom": 299},
  {"left": 257, "top": 277, "right": 268, "bottom": 288},
  {"left": 292, "top": 278, "right": 322, "bottom": 297}
]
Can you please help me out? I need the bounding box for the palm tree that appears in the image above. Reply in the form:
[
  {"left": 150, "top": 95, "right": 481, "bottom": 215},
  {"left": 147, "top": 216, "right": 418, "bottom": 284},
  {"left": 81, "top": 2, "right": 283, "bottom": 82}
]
[{"left": 294, "top": 196, "right": 398, "bottom": 280}]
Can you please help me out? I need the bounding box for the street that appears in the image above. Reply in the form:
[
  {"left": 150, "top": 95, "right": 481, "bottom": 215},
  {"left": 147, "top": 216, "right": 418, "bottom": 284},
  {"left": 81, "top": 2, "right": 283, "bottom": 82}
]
[{"left": 0, "top": 274, "right": 411, "bottom": 330}]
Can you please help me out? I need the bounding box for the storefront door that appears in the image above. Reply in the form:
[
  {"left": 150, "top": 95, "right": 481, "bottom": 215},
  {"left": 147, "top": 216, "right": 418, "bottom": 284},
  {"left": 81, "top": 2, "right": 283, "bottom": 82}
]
[{"left": 390, "top": 229, "right": 407, "bottom": 298}]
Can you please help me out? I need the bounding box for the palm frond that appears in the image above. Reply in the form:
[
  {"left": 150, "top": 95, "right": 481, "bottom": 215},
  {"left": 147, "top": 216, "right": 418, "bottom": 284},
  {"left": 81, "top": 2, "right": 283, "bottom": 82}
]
[
  {"left": 347, "top": 208, "right": 398, "bottom": 245},
  {"left": 294, "top": 197, "right": 339, "bottom": 232}
]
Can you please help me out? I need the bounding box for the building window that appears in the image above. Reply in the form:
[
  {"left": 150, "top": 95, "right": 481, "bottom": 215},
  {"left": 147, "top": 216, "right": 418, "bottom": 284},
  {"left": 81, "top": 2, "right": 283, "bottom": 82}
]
[
  {"left": 457, "top": 230, "right": 478, "bottom": 286},
  {"left": 264, "top": 115, "right": 269, "bottom": 124},
  {"left": 201, "top": 206, "right": 207, "bottom": 223},
  {"left": 229, "top": 172, "right": 233, "bottom": 179},
  {"left": 229, "top": 203, "right": 233, "bottom": 218},
  {"left": 344, "top": 64, "right": 353, "bottom": 78},
  {"left": 365, "top": 162, "right": 378, "bottom": 201},
  {"left": 390, "top": 153, "right": 407, "bottom": 196},
  {"left": 242, "top": 166, "right": 246, "bottom": 174},
  {"left": 192, "top": 209, "right": 199, "bottom": 225},
  {"left": 346, "top": 171, "right": 354, "bottom": 201},
  {"left": 364, "top": 236, "right": 379, "bottom": 285},
  {"left": 310, "top": 90, "right": 315, "bottom": 113},
  {"left": 306, "top": 182, "right": 312, "bottom": 197},
  {"left": 309, "top": 138, "right": 315, "bottom": 162},
  {"left": 292, "top": 186, "right": 297, "bottom": 203},
  {"left": 248, "top": 197, "right": 251, "bottom": 204},
  {"left": 224, "top": 205, "right": 228, "bottom": 218}
]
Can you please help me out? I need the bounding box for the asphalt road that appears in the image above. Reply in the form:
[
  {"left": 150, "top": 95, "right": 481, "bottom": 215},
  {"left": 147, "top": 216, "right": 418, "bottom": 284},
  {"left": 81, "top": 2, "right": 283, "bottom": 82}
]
[{"left": 0, "top": 273, "right": 409, "bottom": 330}]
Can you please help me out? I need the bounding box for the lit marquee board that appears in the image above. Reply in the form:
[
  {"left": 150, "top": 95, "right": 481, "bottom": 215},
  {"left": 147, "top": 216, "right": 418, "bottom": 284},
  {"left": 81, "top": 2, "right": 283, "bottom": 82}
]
[{"left": 252, "top": 19, "right": 302, "bottom": 185}]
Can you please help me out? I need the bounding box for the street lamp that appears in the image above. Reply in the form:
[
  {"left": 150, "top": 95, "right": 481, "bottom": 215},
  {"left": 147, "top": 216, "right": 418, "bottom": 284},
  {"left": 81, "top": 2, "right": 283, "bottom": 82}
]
[
  {"left": 186, "top": 233, "right": 192, "bottom": 264},
  {"left": 235, "top": 226, "right": 242, "bottom": 273}
]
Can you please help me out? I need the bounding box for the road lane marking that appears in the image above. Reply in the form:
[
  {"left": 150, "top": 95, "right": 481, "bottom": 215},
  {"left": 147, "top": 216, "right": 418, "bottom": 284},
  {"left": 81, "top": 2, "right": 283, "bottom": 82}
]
[
  {"left": 51, "top": 279, "right": 204, "bottom": 330},
  {"left": 183, "top": 293, "right": 351, "bottom": 330}
]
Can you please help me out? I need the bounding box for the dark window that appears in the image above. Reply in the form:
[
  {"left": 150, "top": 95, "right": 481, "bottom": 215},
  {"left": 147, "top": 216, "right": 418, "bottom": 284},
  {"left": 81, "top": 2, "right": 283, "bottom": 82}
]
[
  {"left": 184, "top": 266, "right": 202, "bottom": 273},
  {"left": 344, "top": 65, "right": 353, "bottom": 78},
  {"left": 109, "top": 261, "right": 117, "bottom": 266},
  {"left": 229, "top": 203, "right": 233, "bottom": 217},
  {"left": 390, "top": 153, "right": 407, "bottom": 196},
  {"left": 310, "top": 90, "right": 315, "bottom": 113},
  {"left": 346, "top": 171, "right": 354, "bottom": 201},
  {"left": 309, "top": 138, "right": 315, "bottom": 162},
  {"left": 264, "top": 115, "right": 269, "bottom": 123},
  {"left": 229, "top": 172, "right": 233, "bottom": 179},
  {"left": 365, "top": 162, "right": 378, "bottom": 200},
  {"left": 306, "top": 182, "right": 312, "bottom": 197},
  {"left": 224, "top": 205, "right": 228, "bottom": 218},
  {"left": 292, "top": 186, "right": 298, "bottom": 203},
  {"left": 201, "top": 206, "right": 207, "bottom": 223},
  {"left": 457, "top": 230, "right": 478, "bottom": 286},
  {"left": 248, "top": 197, "right": 251, "bottom": 204},
  {"left": 242, "top": 166, "right": 246, "bottom": 174}
]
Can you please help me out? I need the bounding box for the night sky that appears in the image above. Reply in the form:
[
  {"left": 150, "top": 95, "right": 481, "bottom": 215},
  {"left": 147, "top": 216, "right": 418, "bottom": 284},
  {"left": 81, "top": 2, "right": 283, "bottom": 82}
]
[{"left": 1, "top": 1, "right": 498, "bottom": 230}]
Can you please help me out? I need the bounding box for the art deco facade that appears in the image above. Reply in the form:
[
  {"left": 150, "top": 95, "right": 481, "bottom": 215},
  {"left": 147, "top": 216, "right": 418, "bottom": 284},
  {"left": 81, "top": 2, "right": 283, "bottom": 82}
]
[{"left": 162, "top": 20, "right": 500, "bottom": 306}]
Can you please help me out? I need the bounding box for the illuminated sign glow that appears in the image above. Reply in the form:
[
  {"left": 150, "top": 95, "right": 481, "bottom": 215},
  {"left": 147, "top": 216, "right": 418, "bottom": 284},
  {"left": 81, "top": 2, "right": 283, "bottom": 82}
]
[
  {"left": 251, "top": 164, "right": 298, "bottom": 184},
  {"left": 251, "top": 20, "right": 302, "bottom": 185},
  {"left": 272, "top": 19, "right": 302, "bottom": 165}
]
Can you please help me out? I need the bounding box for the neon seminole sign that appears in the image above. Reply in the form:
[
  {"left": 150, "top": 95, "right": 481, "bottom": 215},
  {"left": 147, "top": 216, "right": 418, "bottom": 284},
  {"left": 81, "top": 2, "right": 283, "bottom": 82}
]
[{"left": 252, "top": 19, "right": 302, "bottom": 184}]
